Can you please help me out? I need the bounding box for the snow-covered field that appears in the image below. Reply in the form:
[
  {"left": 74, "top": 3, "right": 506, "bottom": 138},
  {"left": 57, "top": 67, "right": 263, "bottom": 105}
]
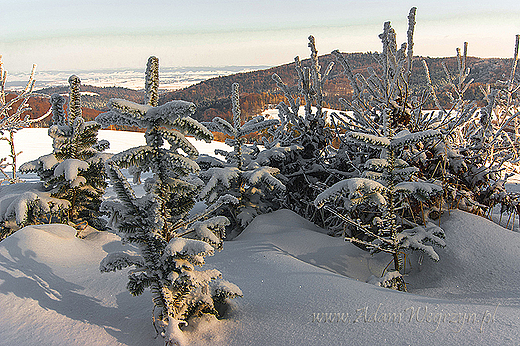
[
  {"left": 1, "top": 129, "right": 520, "bottom": 345},
  {"left": 1, "top": 128, "right": 231, "bottom": 173},
  {"left": 6, "top": 66, "right": 267, "bottom": 91}
]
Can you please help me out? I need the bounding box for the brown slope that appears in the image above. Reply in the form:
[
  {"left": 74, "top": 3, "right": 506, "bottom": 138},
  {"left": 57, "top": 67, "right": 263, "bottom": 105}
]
[{"left": 159, "top": 52, "right": 513, "bottom": 121}]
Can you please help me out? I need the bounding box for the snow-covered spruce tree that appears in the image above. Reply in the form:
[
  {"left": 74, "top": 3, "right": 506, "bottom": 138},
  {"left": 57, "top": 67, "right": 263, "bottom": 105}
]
[
  {"left": 97, "top": 56, "right": 241, "bottom": 346},
  {"left": 0, "top": 57, "right": 51, "bottom": 184},
  {"left": 199, "top": 82, "right": 286, "bottom": 238},
  {"left": 314, "top": 8, "right": 447, "bottom": 291},
  {"left": 314, "top": 132, "right": 446, "bottom": 291},
  {"left": 19, "top": 75, "right": 110, "bottom": 231},
  {"left": 270, "top": 35, "right": 344, "bottom": 226}
]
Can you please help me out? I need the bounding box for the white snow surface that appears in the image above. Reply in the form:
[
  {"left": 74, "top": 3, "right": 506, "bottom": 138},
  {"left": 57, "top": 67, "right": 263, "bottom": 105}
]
[
  {"left": 1, "top": 209, "right": 519, "bottom": 345},
  {"left": 2, "top": 128, "right": 520, "bottom": 345}
]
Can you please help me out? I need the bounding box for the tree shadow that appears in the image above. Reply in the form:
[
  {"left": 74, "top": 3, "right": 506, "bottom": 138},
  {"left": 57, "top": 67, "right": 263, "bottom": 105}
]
[{"left": 0, "top": 236, "right": 157, "bottom": 345}]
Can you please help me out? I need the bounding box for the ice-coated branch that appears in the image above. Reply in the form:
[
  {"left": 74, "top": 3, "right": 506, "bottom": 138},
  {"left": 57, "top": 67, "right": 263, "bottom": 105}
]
[
  {"left": 51, "top": 93, "right": 67, "bottom": 126},
  {"left": 332, "top": 50, "right": 361, "bottom": 98},
  {"left": 422, "top": 60, "right": 445, "bottom": 114},
  {"left": 231, "top": 83, "right": 243, "bottom": 168},
  {"left": 508, "top": 35, "right": 519, "bottom": 91},
  {"left": 271, "top": 73, "right": 300, "bottom": 115},
  {"left": 308, "top": 35, "right": 324, "bottom": 118},
  {"left": 405, "top": 7, "right": 417, "bottom": 80}
]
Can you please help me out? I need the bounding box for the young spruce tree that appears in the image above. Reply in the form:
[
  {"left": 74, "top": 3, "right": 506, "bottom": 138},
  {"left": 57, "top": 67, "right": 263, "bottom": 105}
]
[
  {"left": 17, "top": 75, "right": 109, "bottom": 232},
  {"left": 199, "top": 82, "right": 286, "bottom": 238},
  {"left": 314, "top": 8, "right": 446, "bottom": 291},
  {"left": 96, "top": 56, "right": 241, "bottom": 346}
]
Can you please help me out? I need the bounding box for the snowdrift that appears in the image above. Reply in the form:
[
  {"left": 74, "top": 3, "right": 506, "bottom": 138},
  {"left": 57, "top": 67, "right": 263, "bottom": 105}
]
[{"left": 1, "top": 209, "right": 519, "bottom": 345}]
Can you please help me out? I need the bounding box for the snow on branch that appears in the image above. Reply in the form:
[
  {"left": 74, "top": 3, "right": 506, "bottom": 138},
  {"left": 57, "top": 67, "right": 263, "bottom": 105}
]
[
  {"left": 390, "top": 129, "right": 442, "bottom": 148},
  {"left": 189, "top": 216, "right": 230, "bottom": 249},
  {"left": 145, "top": 56, "right": 159, "bottom": 107},
  {"left": 164, "top": 238, "right": 215, "bottom": 263},
  {"left": 239, "top": 118, "right": 279, "bottom": 137},
  {"left": 210, "top": 279, "right": 243, "bottom": 300},
  {"left": 348, "top": 132, "right": 390, "bottom": 148},
  {"left": 53, "top": 159, "right": 89, "bottom": 182},
  {"left": 108, "top": 99, "right": 150, "bottom": 121},
  {"left": 95, "top": 110, "right": 141, "bottom": 128},
  {"left": 199, "top": 167, "right": 240, "bottom": 200},
  {"left": 0, "top": 184, "right": 70, "bottom": 225},
  {"left": 159, "top": 128, "right": 199, "bottom": 159},
  {"left": 203, "top": 117, "right": 236, "bottom": 137},
  {"left": 397, "top": 222, "right": 446, "bottom": 261},
  {"left": 111, "top": 146, "right": 155, "bottom": 170},
  {"left": 100, "top": 252, "right": 144, "bottom": 272},
  {"left": 169, "top": 116, "right": 213, "bottom": 143},
  {"left": 314, "top": 178, "right": 387, "bottom": 209},
  {"left": 242, "top": 166, "right": 285, "bottom": 192},
  {"left": 393, "top": 181, "right": 443, "bottom": 201}
]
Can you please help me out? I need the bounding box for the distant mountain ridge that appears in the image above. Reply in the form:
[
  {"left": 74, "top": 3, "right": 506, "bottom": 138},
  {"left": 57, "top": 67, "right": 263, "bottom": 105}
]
[{"left": 28, "top": 52, "right": 514, "bottom": 125}]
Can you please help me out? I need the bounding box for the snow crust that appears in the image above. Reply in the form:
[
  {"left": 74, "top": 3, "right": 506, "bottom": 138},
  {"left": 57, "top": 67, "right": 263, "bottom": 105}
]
[{"left": 1, "top": 208, "right": 519, "bottom": 346}]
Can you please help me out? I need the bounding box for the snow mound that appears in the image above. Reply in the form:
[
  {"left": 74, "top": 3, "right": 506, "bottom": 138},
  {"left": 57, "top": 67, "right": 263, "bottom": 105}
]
[
  {"left": 0, "top": 225, "right": 163, "bottom": 346},
  {"left": 406, "top": 210, "right": 520, "bottom": 304},
  {"left": 1, "top": 210, "right": 519, "bottom": 345}
]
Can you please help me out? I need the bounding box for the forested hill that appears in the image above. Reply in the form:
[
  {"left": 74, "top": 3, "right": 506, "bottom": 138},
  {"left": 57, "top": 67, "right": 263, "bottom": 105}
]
[
  {"left": 160, "top": 52, "right": 513, "bottom": 122},
  {"left": 25, "top": 52, "right": 513, "bottom": 126}
]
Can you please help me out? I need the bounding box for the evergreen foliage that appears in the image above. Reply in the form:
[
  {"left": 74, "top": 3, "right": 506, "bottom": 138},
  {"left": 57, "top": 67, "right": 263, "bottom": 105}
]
[
  {"left": 200, "top": 83, "right": 286, "bottom": 238},
  {"left": 2, "top": 75, "right": 108, "bottom": 238},
  {"left": 19, "top": 75, "right": 109, "bottom": 231},
  {"left": 97, "top": 56, "right": 241, "bottom": 346}
]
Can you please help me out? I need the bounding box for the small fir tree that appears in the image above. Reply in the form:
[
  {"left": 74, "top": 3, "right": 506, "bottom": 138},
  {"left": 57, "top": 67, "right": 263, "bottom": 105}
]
[
  {"left": 199, "top": 83, "right": 286, "bottom": 238},
  {"left": 97, "top": 56, "right": 241, "bottom": 346},
  {"left": 19, "top": 75, "right": 109, "bottom": 231},
  {"left": 314, "top": 8, "right": 447, "bottom": 291}
]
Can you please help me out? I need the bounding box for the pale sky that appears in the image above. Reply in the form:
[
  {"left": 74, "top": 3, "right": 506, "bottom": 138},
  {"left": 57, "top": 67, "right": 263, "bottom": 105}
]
[{"left": 2, "top": 0, "right": 520, "bottom": 73}]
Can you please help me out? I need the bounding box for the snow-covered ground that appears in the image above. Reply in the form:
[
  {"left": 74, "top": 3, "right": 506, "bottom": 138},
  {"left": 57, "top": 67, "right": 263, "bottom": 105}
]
[{"left": 1, "top": 128, "right": 520, "bottom": 345}]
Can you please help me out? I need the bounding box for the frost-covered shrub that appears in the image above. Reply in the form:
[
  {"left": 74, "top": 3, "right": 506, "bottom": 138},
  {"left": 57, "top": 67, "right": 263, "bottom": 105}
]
[
  {"left": 269, "top": 36, "right": 344, "bottom": 227},
  {"left": 200, "top": 83, "right": 287, "bottom": 238},
  {"left": 19, "top": 75, "right": 109, "bottom": 231},
  {"left": 97, "top": 56, "right": 241, "bottom": 346},
  {"left": 0, "top": 58, "right": 51, "bottom": 184},
  {"left": 417, "top": 36, "right": 520, "bottom": 216},
  {"left": 313, "top": 8, "right": 448, "bottom": 291}
]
